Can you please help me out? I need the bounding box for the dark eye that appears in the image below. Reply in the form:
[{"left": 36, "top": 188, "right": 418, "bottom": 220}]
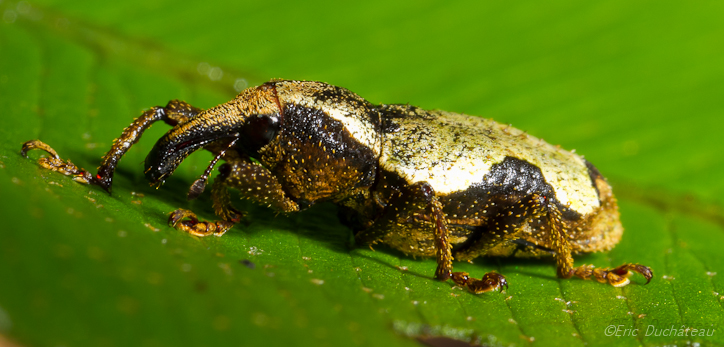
[{"left": 239, "top": 113, "right": 281, "bottom": 154}]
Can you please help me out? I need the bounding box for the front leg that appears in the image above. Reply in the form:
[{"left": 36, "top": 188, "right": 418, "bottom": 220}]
[
  {"left": 170, "top": 160, "right": 299, "bottom": 237},
  {"left": 21, "top": 100, "right": 202, "bottom": 193}
]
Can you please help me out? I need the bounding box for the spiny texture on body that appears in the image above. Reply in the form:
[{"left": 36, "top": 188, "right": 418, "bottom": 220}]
[
  {"left": 21, "top": 79, "right": 652, "bottom": 293},
  {"left": 378, "top": 105, "right": 599, "bottom": 213}
]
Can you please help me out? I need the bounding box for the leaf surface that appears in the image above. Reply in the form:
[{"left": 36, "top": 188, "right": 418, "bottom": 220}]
[{"left": 1, "top": 1, "right": 723, "bottom": 346}]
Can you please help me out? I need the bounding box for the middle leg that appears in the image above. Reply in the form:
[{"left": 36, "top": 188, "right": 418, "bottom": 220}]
[{"left": 354, "top": 182, "right": 508, "bottom": 294}]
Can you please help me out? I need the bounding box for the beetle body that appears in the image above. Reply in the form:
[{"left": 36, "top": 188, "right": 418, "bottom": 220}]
[
  {"left": 22, "top": 79, "right": 651, "bottom": 293},
  {"left": 357, "top": 104, "right": 622, "bottom": 260}
]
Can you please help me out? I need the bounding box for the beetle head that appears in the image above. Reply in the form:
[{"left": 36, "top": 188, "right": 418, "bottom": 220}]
[{"left": 144, "top": 84, "right": 282, "bottom": 186}]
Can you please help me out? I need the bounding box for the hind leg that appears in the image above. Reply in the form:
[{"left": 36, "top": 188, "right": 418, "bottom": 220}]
[{"left": 546, "top": 204, "right": 653, "bottom": 286}]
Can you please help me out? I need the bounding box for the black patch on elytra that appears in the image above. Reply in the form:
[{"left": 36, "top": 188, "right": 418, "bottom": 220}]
[
  {"left": 583, "top": 159, "right": 603, "bottom": 198},
  {"left": 469, "top": 156, "right": 555, "bottom": 200},
  {"left": 439, "top": 157, "right": 583, "bottom": 256},
  {"left": 377, "top": 104, "right": 429, "bottom": 134},
  {"left": 310, "top": 84, "right": 374, "bottom": 112},
  {"left": 378, "top": 104, "right": 425, "bottom": 119},
  {"left": 443, "top": 156, "right": 581, "bottom": 221},
  {"left": 310, "top": 85, "right": 351, "bottom": 104}
]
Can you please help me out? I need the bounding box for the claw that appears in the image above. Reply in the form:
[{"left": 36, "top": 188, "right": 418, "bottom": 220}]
[
  {"left": 610, "top": 263, "right": 653, "bottom": 286},
  {"left": 225, "top": 207, "right": 244, "bottom": 223},
  {"left": 498, "top": 274, "right": 509, "bottom": 291},
  {"left": 21, "top": 140, "right": 60, "bottom": 159},
  {"left": 21, "top": 139, "right": 97, "bottom": 186},
  {"left": 168, "top": 208, "right": 234, "bottom": 237},
  {"left": 451, "top": 271, "right": 508, "bottom": 294},
  {"left": 570, "top": 262, "right": 653, "bottom": 287}
]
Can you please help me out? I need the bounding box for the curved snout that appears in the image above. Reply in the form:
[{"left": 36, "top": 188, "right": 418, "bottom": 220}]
[{"left": 144, "top": 112, "right": 241, "bottom": 185}]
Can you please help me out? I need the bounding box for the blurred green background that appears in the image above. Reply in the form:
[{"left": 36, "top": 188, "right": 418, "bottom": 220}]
[{"left": 1, "top": 1, "right": 723, "bottom": 346}]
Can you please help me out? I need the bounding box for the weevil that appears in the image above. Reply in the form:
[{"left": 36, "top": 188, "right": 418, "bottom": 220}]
[{"left": 22, "top": 79, "right": 652, "bottom": 293}]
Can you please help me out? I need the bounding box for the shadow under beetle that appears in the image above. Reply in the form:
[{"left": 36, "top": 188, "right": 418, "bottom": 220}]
[{"left": 22, "top": 79, "right": 652, "bottom": 293}]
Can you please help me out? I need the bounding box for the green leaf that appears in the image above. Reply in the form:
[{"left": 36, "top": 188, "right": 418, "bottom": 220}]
[{"left": 2, "top": 1, "right": 724, "bottom": 346}]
